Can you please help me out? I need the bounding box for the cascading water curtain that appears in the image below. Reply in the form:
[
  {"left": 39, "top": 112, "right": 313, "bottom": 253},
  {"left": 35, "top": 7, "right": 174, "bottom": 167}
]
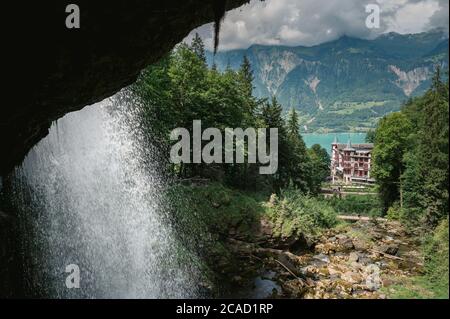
[{"left": 11, "top": 93, "right": 200, "bottom": 298}]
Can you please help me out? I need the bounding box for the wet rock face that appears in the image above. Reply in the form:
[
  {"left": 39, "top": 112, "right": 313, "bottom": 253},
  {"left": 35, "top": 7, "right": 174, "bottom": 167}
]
[
  {"left": 1, "top": 0, "right": 248, "bottom": 176},
  {"left": 0, "top": 210, "right": 22, "bottom": 297}
]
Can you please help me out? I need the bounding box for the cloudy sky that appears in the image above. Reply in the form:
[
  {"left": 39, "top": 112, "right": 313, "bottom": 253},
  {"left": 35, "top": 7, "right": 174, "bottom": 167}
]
[{"left": 186, "top": 0, "right": 449, "bottom": 51}]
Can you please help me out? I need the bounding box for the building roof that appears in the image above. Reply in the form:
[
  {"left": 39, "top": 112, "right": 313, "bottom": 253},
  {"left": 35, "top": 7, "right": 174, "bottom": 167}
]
[
  {"left": 332, "top": 135, "right": 339, "bottom": 144},
  {"left": 343, "top": 139, "right": 355, "bottom": 151},
  {"left": 336, "top": 143, "right": 373, "bottom": 151}
]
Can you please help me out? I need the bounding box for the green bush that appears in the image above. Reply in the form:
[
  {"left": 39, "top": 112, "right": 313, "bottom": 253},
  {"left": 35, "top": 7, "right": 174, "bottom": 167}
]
[
  {"left": 326, "top": 194, "right": 382, "bottom": 216},
  {"left": 386, "top": 217, "right": 449, "bottom": 299},
  {"left": 386, "top": 202, "right": 403, "bottom": 220},
  {"left": 422, "top": 217, "right": 449, "bottom": 298},
  {"left": 266, "top": 189, "right": 338, "bottom": 238},
  {"left": 165, "top": 182, "right": 263, "bottom": 245},
  {"left": 386, "top": 201, "right": 425, "bottom": 226},
  {"left": 163, "top": 182, "right": 265, "bottom": 290}
]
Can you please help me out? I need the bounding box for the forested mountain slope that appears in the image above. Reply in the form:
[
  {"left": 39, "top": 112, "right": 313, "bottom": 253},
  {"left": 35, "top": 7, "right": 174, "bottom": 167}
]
[{"left": 207, "top": 29, "right": 449, "bottom": 132}]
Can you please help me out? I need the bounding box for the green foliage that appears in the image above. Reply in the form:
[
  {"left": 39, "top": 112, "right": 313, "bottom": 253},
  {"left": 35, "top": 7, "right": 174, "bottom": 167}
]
[
  {"left": 365, "top": 129, "right": 376, "bottom": 143},
  {"left": 265, "top": 189, "right": 338, "bottom": 238},
  {"left": 372, "top": 69, "right": 449, "bottom": 299},
  {"left": 372, "top": 67, "right": 449, "bottom": 225},
  {"left": 326, "top": 194, "right": 382, "bottom": 217},
  {"left": 132, "top": 36, "right": 322, "bottom": 194},
  {"left": 132, "top": 37, "right": 262, "bottom": 183},
  {"left": 164, "top": 182, "right": 265, "bottom": 289},
  {"left": 191, "top": 33, "right": 206, "bottom": 63},
  {"left": 382, "top": 276, "right": 446, "bottom": 299},
  {"left": 167, "top": 183, "right": 263, "bottom": 241},
  {"left": 285, "top": 109, "right": 311, "bottom": 193},
  {"left": 384, "top": 218, "right": 449, "bottom": 299},
  {"left": 238, "top": 55, "right": 254, "bottom": 99},
  {"left": 372, "top": 112, "right": 412, "bottom": 211},
  {"left": 307, "top": 144, "right": 330, "bottom": 195},
  {"left": 422, "top": 217, "right": 449, "bottom": 298},
  {"left": 413, "top": 69, "right": 449, "bottom": 225}
]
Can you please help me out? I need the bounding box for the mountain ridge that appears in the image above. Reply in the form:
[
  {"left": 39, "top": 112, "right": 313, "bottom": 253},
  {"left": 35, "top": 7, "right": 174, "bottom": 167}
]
[{"left": 206, "top": 30, "right": 449, "bottom": 132}]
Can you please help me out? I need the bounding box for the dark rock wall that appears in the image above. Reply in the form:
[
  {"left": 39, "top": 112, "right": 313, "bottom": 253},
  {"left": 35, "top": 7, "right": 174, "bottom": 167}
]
[{"left": 1, "top": 0, "right": 248, "bottom": 176}]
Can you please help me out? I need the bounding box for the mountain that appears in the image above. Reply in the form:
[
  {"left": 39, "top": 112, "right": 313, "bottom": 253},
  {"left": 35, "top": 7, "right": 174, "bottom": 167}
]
[{"left": 206, "top": 30, "right": 449, "bottom": 132}]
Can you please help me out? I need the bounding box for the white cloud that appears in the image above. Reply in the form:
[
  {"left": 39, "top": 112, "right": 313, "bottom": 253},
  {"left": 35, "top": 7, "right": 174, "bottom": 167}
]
[
  {"left": 383, "top": 0, "right": 441, "bottom": 33},
  {"left": 185, "top": 0, "right": 448, "bottom": 51}
]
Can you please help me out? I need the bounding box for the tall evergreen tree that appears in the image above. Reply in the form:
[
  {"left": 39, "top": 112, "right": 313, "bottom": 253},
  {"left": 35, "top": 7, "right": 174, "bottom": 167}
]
[
  {"left": 308, "top": 144, "right": 330, "bottom": 195},
  {"left": 258, "top": 97, "right": 288, "bottom": 190},
  {"left": 415, "top": 68, "right": 449, "bottom": 225},
  {"left": 286, "top": 108, "right": 300, "bottom": 138},
  {"left": 239, "top": 55, "right": 254, "bottom": 98},
  {"left": 285, "top": 108, "right": 311, "bottom": 192},
  {"left": 190, "top": 33, "right": 206, "bottom": 63}
]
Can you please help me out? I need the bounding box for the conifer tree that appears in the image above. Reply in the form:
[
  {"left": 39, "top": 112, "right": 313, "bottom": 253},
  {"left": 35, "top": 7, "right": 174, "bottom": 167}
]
[
  {"left": 191, "top": 33, "right": 206, "bottom": 63},
  {"left": 416, "top": 67, "right": 449, "bottom": 224},
  {"left": 239, "top": 55, "right": 254, "bottom": 98},
  {"left": 285, "top": 108, "right": 311, "bottom": 193}
]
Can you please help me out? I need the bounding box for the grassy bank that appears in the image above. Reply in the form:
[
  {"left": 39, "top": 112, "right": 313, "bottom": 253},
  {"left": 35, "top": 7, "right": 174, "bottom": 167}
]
[{"left": 383, "top": 218, "right": 449, "bottom": 299}]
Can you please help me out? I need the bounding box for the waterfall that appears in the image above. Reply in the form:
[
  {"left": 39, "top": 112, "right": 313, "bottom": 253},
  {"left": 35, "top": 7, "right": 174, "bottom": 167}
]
[{"left": 10, "top": 94, "right": 199, "bottom": 298}]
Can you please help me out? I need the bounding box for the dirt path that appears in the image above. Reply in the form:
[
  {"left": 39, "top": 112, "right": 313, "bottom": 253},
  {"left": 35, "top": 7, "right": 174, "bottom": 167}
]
[{"left": 337, "top": 215, "right": 387, "bottom": 222}]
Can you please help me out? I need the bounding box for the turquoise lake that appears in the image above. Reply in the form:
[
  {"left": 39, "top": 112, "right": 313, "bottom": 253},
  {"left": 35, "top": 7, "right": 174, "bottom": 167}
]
[{"left": 302, "top": 132, "right": 367, "bottom": 155}]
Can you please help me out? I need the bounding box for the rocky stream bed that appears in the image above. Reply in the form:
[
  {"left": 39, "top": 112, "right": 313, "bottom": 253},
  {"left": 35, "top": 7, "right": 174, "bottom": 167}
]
[{"left": 218, "top": 219, "right": 424, "bottom": 299}]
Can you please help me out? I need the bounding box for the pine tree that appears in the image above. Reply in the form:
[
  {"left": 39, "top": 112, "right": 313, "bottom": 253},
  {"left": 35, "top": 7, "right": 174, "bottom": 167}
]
[
  {"left": 239, "top": 55, "right": 254, "bottom": 98},
  {"left": 191, "top": 33, "right": 206, "bottom": 63},
  {"left": 308, "top": 144, "right": 330, "bottom": 195},
  {"left": 285, "top": 108, "right": 311, "bottom": 193},
  {"left": 257, "top": 97, "right": 287, "bottom": 190},
  {"left": 416, "top": 67, "right": 449, "bottom": 225},
  {"left": 286, "top": 108, "right": 300, "bottom": 138}
]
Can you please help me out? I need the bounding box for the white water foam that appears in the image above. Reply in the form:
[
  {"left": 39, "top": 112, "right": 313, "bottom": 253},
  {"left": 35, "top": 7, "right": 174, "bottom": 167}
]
[{"left": 12, "top": 94, "right": 198, "bottom": 298}]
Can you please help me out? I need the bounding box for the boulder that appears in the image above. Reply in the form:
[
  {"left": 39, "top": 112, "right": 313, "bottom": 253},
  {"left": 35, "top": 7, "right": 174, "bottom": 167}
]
[
  {"left": 315, "top": 242, "right": 338, "bottom": 255},
  {"left": 341, "top": 271, "right": 363, "bottom": 284},
  {"left": 348, "top": 252, "right": 360, "bottom": 263},
  {"left": 338, "top": 238, "right": 354, "bottom": 251},
  {"left": 349, "top": 261, "right": 364, "bottom": 271},
  {"left": 282, "top": 279, "right": 309, "bottom": 297},
  {"left": 313, "top": 253, "right": 330, "bottom": 264},
  {"left": 353, "top": 238, "right": 370, "bottom": 251},
  {"left": 379, "top": 244, "right": 399, "bottom": 256},
  {"left": 364, "top": 264, "right": 382, "bottom": 291}
]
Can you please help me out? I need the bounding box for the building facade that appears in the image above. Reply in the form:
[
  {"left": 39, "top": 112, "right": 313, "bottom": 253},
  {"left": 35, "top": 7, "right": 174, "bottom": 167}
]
[{"left": 330, "top": 137, "right": 374, "bottom": 184}]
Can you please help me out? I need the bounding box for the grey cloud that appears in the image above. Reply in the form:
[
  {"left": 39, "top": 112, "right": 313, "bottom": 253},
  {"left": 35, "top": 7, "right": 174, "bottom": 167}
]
[
  {"left": 427, "top": 0, "right": 449, "bottom": 33},
  {"left": 185, "top": 0, "right": 448, "bottom": 51}
]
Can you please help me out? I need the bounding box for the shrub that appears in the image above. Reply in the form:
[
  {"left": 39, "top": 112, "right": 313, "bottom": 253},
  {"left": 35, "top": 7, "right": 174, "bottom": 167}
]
[
  {"left": 266, "top": 189, "right": 338, "bottom": 238},
  {"left": 326, "top": 194, "right": 382, "bottom": 216},
  {"left": 422, "top": 217, "right": 449, "bottom": 298},
  {"left": 165, "top": 182, "right": 263, "bottom": 245},
  {"left": 386, "top": 202, "right": 425, "bottom": 227}
]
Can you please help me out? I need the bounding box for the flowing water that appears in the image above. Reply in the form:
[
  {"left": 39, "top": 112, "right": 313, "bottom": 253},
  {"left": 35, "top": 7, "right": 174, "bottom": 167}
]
[{"left": 9, "top": 94, "right": 199, "bottom": 298}]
